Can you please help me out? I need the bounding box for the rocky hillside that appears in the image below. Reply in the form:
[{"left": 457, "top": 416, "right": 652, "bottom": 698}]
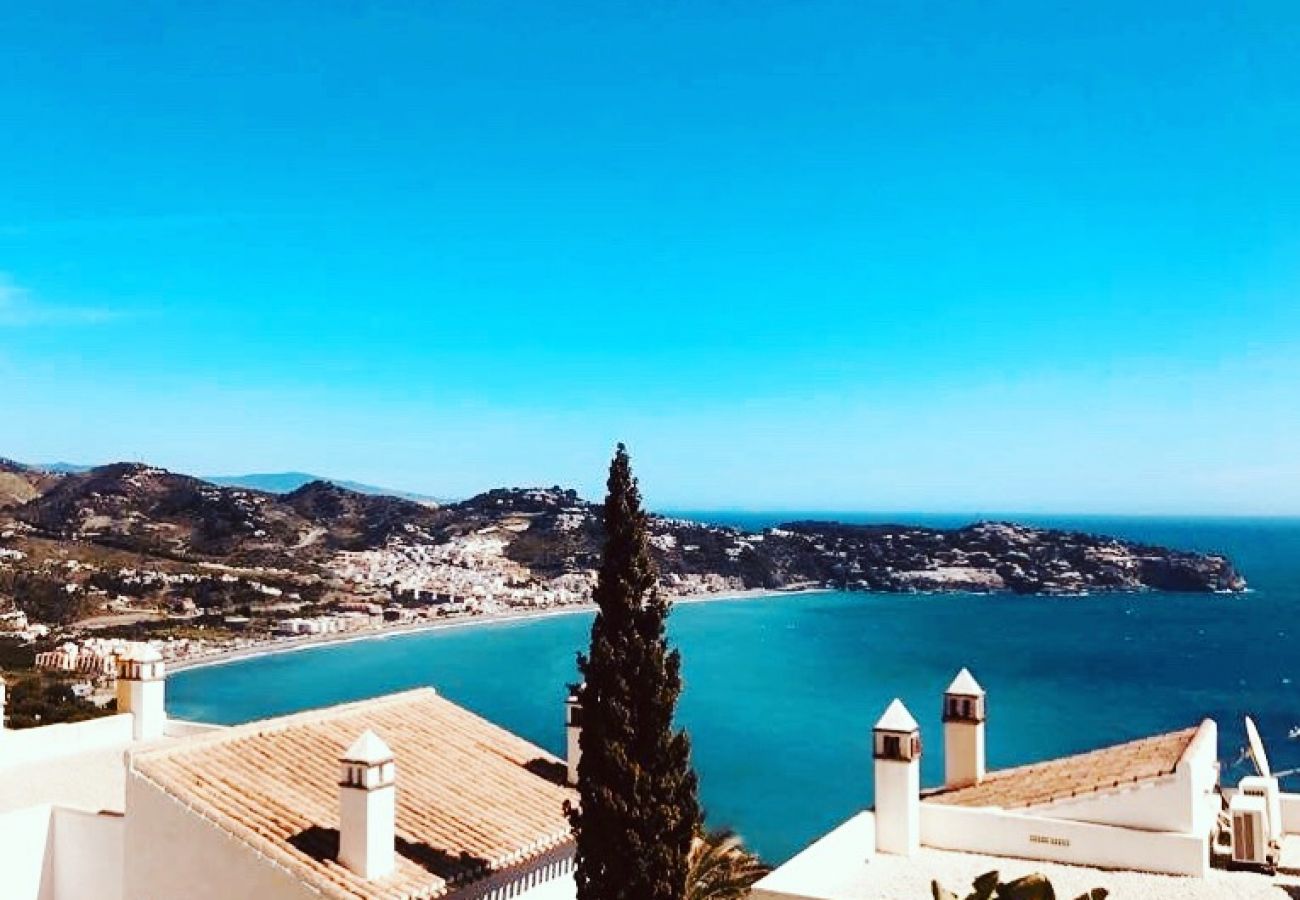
[
  {"left": 0, "top": 459, "right": 62, "bottom": 510},
  {"left": 13, "top": 463, "right": 440, "bottom": 567},
  {"left": 280, "top": 480, "right": 441, "bottom": 552},
  {"left": 19, "top": 463, "right": 314, "bottom": 564},
  {"left": 445, "top": 488, "right": 1246, "bottom": 595},
  {"left": 0, "top": 460, "right": 1246, "bottom": 629},
  {"left": 206, "top": 471, "right": 441, "bottom": 503},
  {"left": 765, "top": 520, "right": 1244, "bottom": 594}
]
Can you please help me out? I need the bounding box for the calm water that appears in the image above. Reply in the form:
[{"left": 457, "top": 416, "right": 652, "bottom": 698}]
[{"left": 170, "top": 515, "right": 1300, "bottom": 863}]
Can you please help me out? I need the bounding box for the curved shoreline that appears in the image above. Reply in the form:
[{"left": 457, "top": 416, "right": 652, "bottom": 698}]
[{"left": 168, "top": 587, "right": 829, "bottom": 675}]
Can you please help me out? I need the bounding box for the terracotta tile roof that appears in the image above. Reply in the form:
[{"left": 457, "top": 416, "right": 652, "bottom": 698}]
[
  {"left": 925, "top": 724, "right": 1204, "bottom": 810},
  {"left": 129, "top": 688, "right": 575, "bottom": 900}
]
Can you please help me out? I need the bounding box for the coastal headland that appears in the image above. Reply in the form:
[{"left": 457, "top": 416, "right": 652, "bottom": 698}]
[{"left": 0, "top": 456, "right": 1245, "bottom": 683}]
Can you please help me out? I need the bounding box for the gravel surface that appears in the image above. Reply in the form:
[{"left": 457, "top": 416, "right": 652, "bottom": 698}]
[
  {"left": 754, "top": 813, "right": 1300, "bottom": 899},
  {"left": 868, "top": 844, "right": 1300, "bottom": 899}
]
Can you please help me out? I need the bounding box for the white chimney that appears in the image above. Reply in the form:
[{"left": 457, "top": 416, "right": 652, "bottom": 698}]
[
  {"left": 116, "top": 645, "right": 166, "bottom": 741},
  {"left": 565, "top": 684, "right": 583, "bottom": 786},
  {"left": 942, "top": 667, "right": 986, "bottom": 789},
  {"left": 339, "top": 730, "right": 396, "bottom": 880},
  {"left": 1, "top": 678, "right": 7, "bottom": 733},
  {"left": 873, "top": 698, "right": 921, "bottom": 856}
]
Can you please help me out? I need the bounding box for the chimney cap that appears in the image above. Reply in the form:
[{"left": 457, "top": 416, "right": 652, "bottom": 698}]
[
  {"left": 874, "top": 698, "right": 919, "bottom": 733},
  {"left": 945, "top": 668, "right": 985, "bottom": 697},
  {"left": 341, "top": 729, "right": 394, "bottom": 765}
]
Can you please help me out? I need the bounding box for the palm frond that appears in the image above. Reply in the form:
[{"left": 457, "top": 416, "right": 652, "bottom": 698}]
[{"left": 686, "top": 827, "right": 772, "bottom": 900}]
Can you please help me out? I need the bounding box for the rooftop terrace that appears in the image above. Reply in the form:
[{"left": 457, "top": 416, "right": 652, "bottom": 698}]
[{"left": 753, "top": 812, "right": 1300, "bottom": 900}]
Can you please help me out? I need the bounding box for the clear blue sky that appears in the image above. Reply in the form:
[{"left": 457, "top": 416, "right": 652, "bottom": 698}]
[{"left": 2, "top": 2, "right": 1298, "bottom": 513}]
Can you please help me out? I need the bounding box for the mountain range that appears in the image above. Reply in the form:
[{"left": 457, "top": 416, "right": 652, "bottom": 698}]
[
  {"left": 204, "top": 472, "right": 442, "bottom": 503},
  {"left": 0, "top": 456, "right": 1246, "bottom": 628},
  {"left": 23, "top": 462, "right": 440, "bottom": 504}
]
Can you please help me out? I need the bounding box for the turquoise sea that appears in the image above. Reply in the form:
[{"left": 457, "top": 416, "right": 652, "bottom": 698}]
[{"left": 169, "top": 515, "right": 1300, "bottom": 864}]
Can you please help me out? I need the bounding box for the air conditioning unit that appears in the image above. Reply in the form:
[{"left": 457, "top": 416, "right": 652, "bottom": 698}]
[{"left": 1229, "top": 792, "right": 1280, "bottom": 870}]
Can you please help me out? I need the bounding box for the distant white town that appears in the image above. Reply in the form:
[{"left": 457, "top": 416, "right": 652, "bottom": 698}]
[{"left": 13, "top": 519, "right": 745, "bottom": 685}]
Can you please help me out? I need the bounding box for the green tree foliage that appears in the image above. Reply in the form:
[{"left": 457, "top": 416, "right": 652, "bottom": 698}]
[
  {"left": 3, "top": 673, "right": 111, "bottom": 729},
  {"left": 568, "top": 444, "right": 702, "bottom": 900},
  {"left": 931, "top": 870, "right": 1108, "bottom": 900},
  {"left": 0, "top": 570, "right": 91, "bottom": 625},
  {"left": 686, "top": 828, "right": 772, "bottom": 900}
]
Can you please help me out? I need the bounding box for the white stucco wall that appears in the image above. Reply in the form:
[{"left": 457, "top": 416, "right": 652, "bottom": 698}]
[
  {"left": 51, "top": 808, "right": 123, "bottom": 900},
  {"left": 565, "top": 723, "right": 580, "bottom": 786},
  {"left": 1278, "top": 792, "right": 1300, "bottom": 834},
  {"left": 340, "top": 780, "right": 396, "bottom": 880},
  {"left": 515, "top": 872, "right": 576, "bottom": 900},
  {"left": 920, "top": 803, "right": 1208, "bottom": 877},
  {"left": 751, "top": 811, "right": 876, "bottom": 900},
  {"left": 162, "top": 719, "right": 225, "bottom": 738},
  {"left": 1180, "top": 721, "right": 1220, "bottom": 837},
  {"left": 1024, "top": 721, "right": 1219, "bottom": 837},
  {"left": 875, "top": 757, "right": 919, "bottom": 854},
  {"left": 0, "top": 715, "right": 134, "bottom": 770},
  {"left": 944, "top": 720, "right": 985, "bottom": 788},
  {"left": 451, "top": 845, "right": 575, "bottom": 900},
  {"left": 0, "top": 804, "right": 56, "bottom": 900},
  {"left": 124, "top": 772, "right": 318, "bottom": 900},
  {"left": 1028, "top": 773, "right": 1191, "bottom": 833},
  {"left": 123, "top": 680, "right": 165, "bottom": 741}
]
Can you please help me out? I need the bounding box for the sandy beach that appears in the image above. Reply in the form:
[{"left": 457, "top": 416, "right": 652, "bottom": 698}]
[{"left": 167, "top": 586, "right": 828, "bottom": 674}]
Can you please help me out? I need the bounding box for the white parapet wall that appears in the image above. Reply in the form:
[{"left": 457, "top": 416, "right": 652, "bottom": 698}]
[
  {"left": 0, "top": 715, "right": 135, "bottom": 770},
  {"left": 51, "top": 808, "right": 123, "bottom": 900},
  {"left": 751, "top": 811, "right": 877, "bottom": 900},
  {"left": 0, "top": 804, "right": 125, "bottom": 900},
  {"left": 1026, "top": 772, "right": 1189, "bottom": 833},
  {"left": 920, "top": 804, "right": 1209, "bottom": 877},
  {"left": 1023, "top": 720, "right": 1219, "bottom": 837},
  {"left": 0, "top": 804, "right": 55, "bottom": 900},
  {"left": 1278, "top": 793, "right": 1300, "bottom": 835},
  {"left": 162, "top": 719, "right": 227, "bottom": 738}
]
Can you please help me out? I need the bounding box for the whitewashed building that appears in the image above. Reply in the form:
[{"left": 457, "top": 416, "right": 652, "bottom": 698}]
[
  {"left": 755, "top": 668, "right": 1300, "bottom": 899},
  {"left": 1, "top": 652, "right": 579, "bottom": 900}
]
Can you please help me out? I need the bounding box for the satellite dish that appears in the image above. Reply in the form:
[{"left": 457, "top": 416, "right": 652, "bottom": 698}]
[{"left": 1246, "top": 716, "right": 1272, "bottom": 778}]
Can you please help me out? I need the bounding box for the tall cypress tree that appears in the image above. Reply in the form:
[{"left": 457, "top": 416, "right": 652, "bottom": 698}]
[{"left": 569, "top": 443, "right": 701, "bottom": 900}]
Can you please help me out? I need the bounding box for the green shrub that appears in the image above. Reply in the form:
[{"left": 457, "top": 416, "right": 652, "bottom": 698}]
[{"left": 931, "top": 870, "right": 1108, "bottom": 900}]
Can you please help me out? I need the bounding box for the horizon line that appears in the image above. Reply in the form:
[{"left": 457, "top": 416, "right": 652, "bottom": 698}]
[{"left": 13, "top": 458, "right": 1300, "bottom": 520}]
